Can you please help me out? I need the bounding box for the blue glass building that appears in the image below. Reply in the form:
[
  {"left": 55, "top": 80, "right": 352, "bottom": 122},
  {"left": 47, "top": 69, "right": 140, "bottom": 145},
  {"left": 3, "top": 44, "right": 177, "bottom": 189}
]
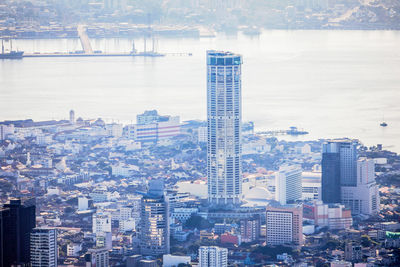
[
  {"left": 206, "top": 51, "right": 242, "bottom": 206},
  {"left": 322, "top": 139, "right": 358, "bottom": 203}
]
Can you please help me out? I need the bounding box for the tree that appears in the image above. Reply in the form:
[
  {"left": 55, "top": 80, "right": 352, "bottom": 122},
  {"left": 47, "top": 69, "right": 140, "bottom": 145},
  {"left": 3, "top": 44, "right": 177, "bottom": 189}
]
[
  {"left": 361, "top": 235, "right": 378, "bottom": 247},
  {"left": 184, "top": 215, "right": 213, "bottom": 230},
  {"left": 64, "top": 206, "right": 74, "bottom": 214}
]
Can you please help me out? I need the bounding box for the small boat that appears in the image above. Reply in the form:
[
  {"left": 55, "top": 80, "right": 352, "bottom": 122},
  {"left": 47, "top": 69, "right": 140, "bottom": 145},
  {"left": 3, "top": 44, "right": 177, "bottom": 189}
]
[{"left": 380, "top": 115, "right": 388, "bottom": 127}]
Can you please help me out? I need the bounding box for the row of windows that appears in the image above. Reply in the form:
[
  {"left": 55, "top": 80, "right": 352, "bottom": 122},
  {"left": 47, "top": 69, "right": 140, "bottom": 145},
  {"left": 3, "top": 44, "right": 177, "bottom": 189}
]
[{"left": 207, "top": 56, "right": 242, "bottom": 65}]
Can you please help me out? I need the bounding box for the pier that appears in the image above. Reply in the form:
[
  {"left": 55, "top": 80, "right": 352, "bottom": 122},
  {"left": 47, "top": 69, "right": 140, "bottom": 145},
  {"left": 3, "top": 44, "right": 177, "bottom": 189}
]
[
  {"left": 9, "top": 25, "right": 193, "bottom": 59},
  {"left": 77, "top": 24, "right": 93, "bottom": 54},
  {"left": 22, "top": 52, "right": 192, "bottom": 58},
  {"left": 257, "top": 127, "right": 309, "bottom": 136}
]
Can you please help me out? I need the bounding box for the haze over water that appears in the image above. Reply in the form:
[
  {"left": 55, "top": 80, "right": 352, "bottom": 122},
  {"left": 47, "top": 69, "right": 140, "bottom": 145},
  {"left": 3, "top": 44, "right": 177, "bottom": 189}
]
[{"left": 0, "top": 30, "right": 399, "bottom": 152}]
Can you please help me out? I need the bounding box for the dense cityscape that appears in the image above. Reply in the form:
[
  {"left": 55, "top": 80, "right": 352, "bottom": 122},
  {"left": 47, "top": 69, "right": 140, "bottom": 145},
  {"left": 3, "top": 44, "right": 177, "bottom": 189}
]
[
  {"left": 0, "top": 49, "right": 400, "bottom": 267},
  {"left": 1, "top": 0, "right": 400, "bottom": 40}
]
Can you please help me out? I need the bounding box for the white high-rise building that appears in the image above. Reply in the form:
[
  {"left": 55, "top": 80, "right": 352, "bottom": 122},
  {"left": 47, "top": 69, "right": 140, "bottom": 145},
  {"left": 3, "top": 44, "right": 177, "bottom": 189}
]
[
  {"left": 341, "top": 158, "right": 380, "bottom": 215},
  {"left": 207, "top": 50, "right": 243, "bottom": 206},
  {"left": 199, "top": 246, "right": 228, "bottom": 267},
  {"left": 30, "top": 228, "right": 57, "bottom": 267},
  {"left": 92, "top": 212, "right": 112, "bottom": 234},
  {"left": 275, "top": 165, "right": 302, "bottom": 205},
  {"left": 78, "top": 196, "right": 89, "bottom": 211}
]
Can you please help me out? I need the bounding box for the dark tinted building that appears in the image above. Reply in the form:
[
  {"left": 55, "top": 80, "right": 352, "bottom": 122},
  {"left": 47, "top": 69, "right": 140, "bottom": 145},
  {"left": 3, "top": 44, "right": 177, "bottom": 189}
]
[
  {"left": 321, "top": 152, "right": 341, "bottom": 203},
  {"left": 321, "top": 140, "right": 357, "bottom": 203},
  {"left": 0, "top": 198, "right": 36, "bottom": 267}
]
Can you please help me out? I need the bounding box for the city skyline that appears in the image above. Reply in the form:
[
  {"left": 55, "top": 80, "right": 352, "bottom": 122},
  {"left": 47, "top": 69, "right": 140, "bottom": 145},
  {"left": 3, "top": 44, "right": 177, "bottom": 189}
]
[{"left": 1, "top": 2, "right": 400, "bottom": 264}]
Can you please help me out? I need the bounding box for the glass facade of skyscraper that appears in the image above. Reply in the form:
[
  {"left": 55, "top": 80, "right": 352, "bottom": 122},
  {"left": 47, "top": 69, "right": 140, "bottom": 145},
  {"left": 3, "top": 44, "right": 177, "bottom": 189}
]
[
  {"left": 322, "top": 139, "right": 358, "bottom": 203},
  {"left": 206, "top": 51, "right": 242, "bottom": 206}
]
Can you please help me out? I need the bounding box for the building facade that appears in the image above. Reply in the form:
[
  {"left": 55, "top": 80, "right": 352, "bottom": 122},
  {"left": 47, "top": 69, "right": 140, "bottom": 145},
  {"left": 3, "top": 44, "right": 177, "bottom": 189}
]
[
  {"left": 301, "top": 171, "right": 321, "bottom": 201},
  {"left": 265, "top": 204, "right": 303, "bottom": 246},
  {"left": 341, "top": 158, "right": 380, "bottom": 215},
  {"left": 0, "top": 198, "right": 36, "bottom": 267},
  {"left": 140, "top": 181, "right": 170, "bottom": 256},
  {"left": 86, "top": 248, "right": 109, "bottom": 267},
  {"left": 240, "top": 215, "right": 261, "bottom": 243},
  {"left": 275, "top": 165, "right": 302, "bottom": 205},
  {"left": 199, "top": 246, "right": 228, "bottom": 267},
  {"left": 306, "top": 201, "right": 353, "bottom": 230},
  {"left": 92, "top": 211, "right": 112, "bottom": 234},
  {"left": 322, "top": 140, "right": 357, "bottom": 203},
  {"left": 30, "top": 228, "right": 57, "bottom": 267},
  {"left": 207, "top": 50, "right": 243, "bottom": 206},
  {"left": 124, "top": 110, "right": 181, "bottom": 143}
]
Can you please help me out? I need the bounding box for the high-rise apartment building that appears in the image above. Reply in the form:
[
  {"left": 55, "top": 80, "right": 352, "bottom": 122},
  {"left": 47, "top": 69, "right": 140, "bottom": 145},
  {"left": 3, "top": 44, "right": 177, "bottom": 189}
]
[
  {"left": 206, "top": 50, "right": 243, "bottom": 206},
  {"left": 30, "top": 228, "right": 57, "bottom": 267},
  {"left": 322, "top": 139, "right": 357, "bottom": 203},
  {"left": 92, "top": 211, "right": 112, "bottom": 234},
  {"left": 85, "top": 248, "right": 109, "bottom": 267},
  {"left": 321, "top": 140, "right": 379, "bottom": 215},
  {"left": 265, "top": 204, "right": 303, "bottom": 246},
  {"left": 341, "top": 158, "right": 380, "bottom": 215},
  {"left": 0, "top": 198, "right": 36, "bottom": 267},
  {"left": 275, "top": 165, "right": 302, "bottom": 205},
  {"left": 198, "top": 246, "right": 228, "bottom": 267},
  {"left": 240, "top": 215, "right": 261, "bottom": 243},
  {"left": 140, "top": 180, "right": 170, "bottom": 256}
]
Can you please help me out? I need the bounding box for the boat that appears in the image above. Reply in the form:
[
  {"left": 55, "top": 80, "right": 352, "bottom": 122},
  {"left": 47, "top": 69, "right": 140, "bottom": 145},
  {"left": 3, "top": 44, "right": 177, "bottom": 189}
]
[
  {"left": 0, "top": 39, "right": 23, "bottom": 59},
  {"left": 380, "top": 115, "right": 388, "bottom": 127}
]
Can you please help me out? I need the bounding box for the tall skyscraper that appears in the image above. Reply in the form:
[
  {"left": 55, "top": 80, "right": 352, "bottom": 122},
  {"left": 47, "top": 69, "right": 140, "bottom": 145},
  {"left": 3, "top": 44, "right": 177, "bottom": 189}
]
[
  {"left": 275, "top": 165, "right": 302, "bottom": 205},
  {"left": 0, "top": 198, "right": 36, "bottom": 267},
  {"left": 206, "top": 50, "right": 243, "bottom": 206},
  {"left": 199, "top": 246, "right": 228, "bottom": 267},
  {"left": 321, "top": 140, "right": 357, "bottom": 203},
  {"left": 30, "top": 228, "right": 57, "bottom": 267},
  {"left": 140, "top": 180, "right": 170, "bottom": 256}
]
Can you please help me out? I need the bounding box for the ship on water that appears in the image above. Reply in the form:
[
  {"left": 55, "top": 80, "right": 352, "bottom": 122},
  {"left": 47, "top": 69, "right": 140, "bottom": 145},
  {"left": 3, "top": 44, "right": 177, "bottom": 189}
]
[
  {"left": 380, "top": 115, "right": 388, "bottom": 127},
  {"left": 0, "top": 39, "right": 23, "bottom": 59}
]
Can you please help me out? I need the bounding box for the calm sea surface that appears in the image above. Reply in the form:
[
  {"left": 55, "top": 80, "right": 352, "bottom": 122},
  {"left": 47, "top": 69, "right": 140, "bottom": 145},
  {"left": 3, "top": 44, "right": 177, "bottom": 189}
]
[{"left": 0, "top": 31, "right": 399, "bottom": 152}]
